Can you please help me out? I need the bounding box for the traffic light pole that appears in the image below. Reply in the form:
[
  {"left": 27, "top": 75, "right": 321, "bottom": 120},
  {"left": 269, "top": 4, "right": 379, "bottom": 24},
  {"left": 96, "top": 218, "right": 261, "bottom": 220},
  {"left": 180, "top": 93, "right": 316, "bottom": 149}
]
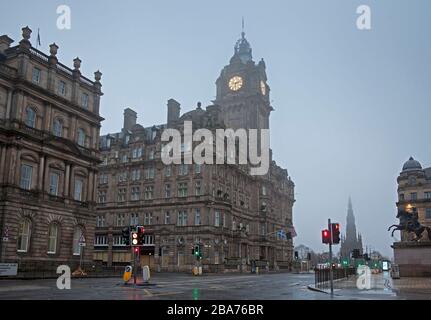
[
  {"left": 328, "top": 218, "right": 334, "bottom": 297},
  {"left": 132, "top": 247, "right": 137, "bottom": 285}
]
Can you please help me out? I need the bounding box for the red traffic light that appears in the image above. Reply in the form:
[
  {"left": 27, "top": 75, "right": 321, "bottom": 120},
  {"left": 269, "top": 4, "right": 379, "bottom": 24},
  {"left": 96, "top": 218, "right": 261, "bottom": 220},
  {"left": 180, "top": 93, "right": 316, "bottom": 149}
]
[
  {"left": 331, "top": 223, "right": 341, "bottom": 244},
  {"left": 322, "top": 229, "right": 331, "bottom": 244},
  {"left": 134, "top": 247, "right": 139, "bottom": 253}
]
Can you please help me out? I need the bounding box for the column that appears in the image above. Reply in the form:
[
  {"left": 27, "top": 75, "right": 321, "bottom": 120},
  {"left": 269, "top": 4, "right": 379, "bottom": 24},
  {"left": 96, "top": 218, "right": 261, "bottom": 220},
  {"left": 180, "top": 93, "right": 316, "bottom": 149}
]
[
  {"left": 38, "top": 155, "right": 45, "bottom": 191},
  {"left": 0, "top": 145, "right": 7, "bottom": 184},
  {"left": 44, "top": 104, "right": 52, "bottom": 132},
  {"left": 88, "top": 170, "right": 93, "bottom": 202},
  {"left": 64, "top": 163, "right": 70, "bottom": 197},
  {"left": 93, "top": 171, "right": 97, "bottom": 203},
  {"left": 70, "top": 116, "right": 77, "bottom": 141},
  {"left": 5, "top": 89, "right": 12, "bottom": 120},
  {"left": 12, "top": 147, "right": 21, "bottom": 186},
  {"left": 92, "top": 125, "right": 97, "bottom": 149},
  {"left": 44, "top": 156, "right": 50, "bottom": 193}
]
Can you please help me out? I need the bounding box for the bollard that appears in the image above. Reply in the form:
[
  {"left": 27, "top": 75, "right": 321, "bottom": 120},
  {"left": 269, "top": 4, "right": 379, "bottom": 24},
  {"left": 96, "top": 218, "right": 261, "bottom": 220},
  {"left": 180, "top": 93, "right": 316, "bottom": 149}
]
[
  {"left": 142, "top": 265, "right": 150, "bottom": 283},
  {"left": 123, "top": 265, "right": 132, "bottom": 283}
]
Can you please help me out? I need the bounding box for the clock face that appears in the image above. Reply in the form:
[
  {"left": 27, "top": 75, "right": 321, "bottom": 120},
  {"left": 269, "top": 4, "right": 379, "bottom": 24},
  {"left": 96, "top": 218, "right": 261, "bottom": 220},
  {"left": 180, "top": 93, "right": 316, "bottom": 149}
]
[
  {"left": 228, "top": 76, "right": 243, "bottom": 91},
  {"left": 260, "top": 80, "right": 266, "bottom": 95}
]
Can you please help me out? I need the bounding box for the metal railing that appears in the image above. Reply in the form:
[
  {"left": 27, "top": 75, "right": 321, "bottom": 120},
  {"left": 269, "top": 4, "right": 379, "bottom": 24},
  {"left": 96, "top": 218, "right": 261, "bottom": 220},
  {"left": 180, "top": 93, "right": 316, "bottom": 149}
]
[{"left": 314, "top": 266, "right": 356, "bottom": 290}]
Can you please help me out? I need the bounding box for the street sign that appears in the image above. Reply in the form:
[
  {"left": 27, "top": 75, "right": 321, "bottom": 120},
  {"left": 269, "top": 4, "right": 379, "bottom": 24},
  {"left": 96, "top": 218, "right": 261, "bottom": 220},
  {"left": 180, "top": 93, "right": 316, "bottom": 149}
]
[
  {"left": 2, "top": 225, "right": 9, "bottom": 242},
  {"left": 123, "top": 265, "right": 132, "bottom": 283},
  {"left": 78, "top": 233, "right": 86, "bottom": 246},
  {"left": 0, "top": 263, "right": 18, "bottom": 276}
]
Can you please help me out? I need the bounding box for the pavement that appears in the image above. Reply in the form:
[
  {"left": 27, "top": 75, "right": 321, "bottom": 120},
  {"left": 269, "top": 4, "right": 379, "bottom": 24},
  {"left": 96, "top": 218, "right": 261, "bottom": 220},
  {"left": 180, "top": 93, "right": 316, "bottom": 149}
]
[
  {"left": 308, "top": 271, "right": 431, "bottom": 300},
  {"left": 0, "top": 271, "right": 430, "bottom": 300}
]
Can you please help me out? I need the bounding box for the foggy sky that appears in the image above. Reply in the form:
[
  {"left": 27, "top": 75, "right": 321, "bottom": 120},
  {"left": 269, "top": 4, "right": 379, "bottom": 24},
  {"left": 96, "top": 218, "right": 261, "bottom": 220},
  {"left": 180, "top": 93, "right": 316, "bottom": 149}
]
[{"left": 2, "top": 0, "right": 431, "bottom": 257}]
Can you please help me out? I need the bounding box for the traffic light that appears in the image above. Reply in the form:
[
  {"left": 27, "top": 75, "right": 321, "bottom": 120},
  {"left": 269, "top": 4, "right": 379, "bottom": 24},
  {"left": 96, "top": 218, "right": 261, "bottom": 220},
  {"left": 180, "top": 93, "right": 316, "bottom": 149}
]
[
  {"left": 341, "top": 258, "right": 349, "bottom": 267},
  {"left": 137, "top": 226, "right": 145, "bottom": 246},
  {"left": 352, "top": 249, "right": 360, "bottom": 259},
  {"left": 307, "top": 252, "right": 311, "bottom": 261},
  {"left": 131, "top": 231, "right": 138, "bottom": 246},
  {"left": 294, "top": 251, "right": 299, "bottom": 260},
  {"left": 193, "top": 245, "right": 202, "bottom": 260},
  {"left": 322, "top": 229, "right": 331, "bottom": 244},
  {"left": 331, "top": 223, "right": 340, "bottom": 244},
  {"left": 122, "top": 227, "right": 130, "bottom": 246}
]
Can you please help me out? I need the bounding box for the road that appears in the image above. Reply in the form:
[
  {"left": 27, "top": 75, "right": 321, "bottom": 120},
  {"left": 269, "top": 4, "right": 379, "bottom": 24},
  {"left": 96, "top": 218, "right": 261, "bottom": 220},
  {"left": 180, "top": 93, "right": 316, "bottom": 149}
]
[{"left": 0, "top": 272, "right": 429, "bottom": 300}]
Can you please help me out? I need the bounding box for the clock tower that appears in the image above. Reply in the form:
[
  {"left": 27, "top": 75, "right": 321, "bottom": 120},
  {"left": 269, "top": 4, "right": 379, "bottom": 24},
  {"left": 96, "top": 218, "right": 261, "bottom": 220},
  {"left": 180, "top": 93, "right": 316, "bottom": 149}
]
[{"left": 214, "top": 29, "right": 273, "bottom": 131}]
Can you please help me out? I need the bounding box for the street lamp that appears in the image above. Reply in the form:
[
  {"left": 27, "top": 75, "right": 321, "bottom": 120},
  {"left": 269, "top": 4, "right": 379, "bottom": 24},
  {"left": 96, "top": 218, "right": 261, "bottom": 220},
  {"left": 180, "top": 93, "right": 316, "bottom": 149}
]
[{"left": 233, "top": 224, "right": 247, "bottom": 272}]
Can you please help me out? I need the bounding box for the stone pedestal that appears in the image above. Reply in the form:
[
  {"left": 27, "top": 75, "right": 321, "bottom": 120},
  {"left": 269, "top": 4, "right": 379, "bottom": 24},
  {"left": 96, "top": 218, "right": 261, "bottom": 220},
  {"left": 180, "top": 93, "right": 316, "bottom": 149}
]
[{"left": 392, "top": 241, "right": 431, "bottom": 277}]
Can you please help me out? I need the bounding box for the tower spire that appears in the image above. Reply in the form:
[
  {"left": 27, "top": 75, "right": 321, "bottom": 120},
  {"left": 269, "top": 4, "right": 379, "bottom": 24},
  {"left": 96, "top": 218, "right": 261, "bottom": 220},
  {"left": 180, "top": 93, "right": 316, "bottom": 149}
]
[{"left": 242, "top": 17, "right": 245, "bottom": 37}]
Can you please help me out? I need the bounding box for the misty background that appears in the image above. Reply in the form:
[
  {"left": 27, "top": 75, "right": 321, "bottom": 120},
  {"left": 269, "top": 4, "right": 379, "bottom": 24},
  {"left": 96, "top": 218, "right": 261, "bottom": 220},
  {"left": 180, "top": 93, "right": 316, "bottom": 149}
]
[{"left": 2, "top": 0, "right": 431, "bottom": 257}]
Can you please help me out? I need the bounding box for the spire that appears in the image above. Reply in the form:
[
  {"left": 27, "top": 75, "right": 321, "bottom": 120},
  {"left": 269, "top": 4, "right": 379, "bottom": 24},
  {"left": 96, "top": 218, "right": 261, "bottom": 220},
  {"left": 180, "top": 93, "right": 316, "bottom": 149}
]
[
  {"left": 242, "top": 17, "right": 245, "bottom": 36},
  {"left": 232, "top": 18, "right": 253, "bottom": 64},
  {"left": 345, "top": 196, "right": 357, "bottom": 243}
]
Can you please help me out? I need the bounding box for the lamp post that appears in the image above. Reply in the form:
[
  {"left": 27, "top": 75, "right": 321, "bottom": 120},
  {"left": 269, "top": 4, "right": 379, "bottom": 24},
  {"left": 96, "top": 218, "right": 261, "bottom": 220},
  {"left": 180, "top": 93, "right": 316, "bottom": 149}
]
[{"left": 234, "top": 224, "right": 247, "bottom": 273}]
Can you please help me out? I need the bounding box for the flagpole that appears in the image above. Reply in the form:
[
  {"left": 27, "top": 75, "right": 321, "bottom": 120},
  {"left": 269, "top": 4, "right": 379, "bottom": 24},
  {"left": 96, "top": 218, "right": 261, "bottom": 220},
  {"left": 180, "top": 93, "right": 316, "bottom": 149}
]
[{"left": 36, "top": 28, "right": 41, "bottom": 49}]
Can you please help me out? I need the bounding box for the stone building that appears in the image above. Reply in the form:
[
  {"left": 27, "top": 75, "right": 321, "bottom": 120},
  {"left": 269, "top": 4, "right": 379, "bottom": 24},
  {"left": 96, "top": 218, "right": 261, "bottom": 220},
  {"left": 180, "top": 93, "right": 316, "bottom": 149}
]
[
  {"left": 339, "top": 197, "right": 363, "bottom": 258},
  {"left": 0, "top": 27, "right": 103, "bottom": 274},
  {"left": 396, "top": 157, "right": 431, "bottom": 240},
  {"left": 94, "top": 31, "right": 295, "bottom": 272},
  {"left": 392, "top": 157, "right": 431, "bottom": 277}
]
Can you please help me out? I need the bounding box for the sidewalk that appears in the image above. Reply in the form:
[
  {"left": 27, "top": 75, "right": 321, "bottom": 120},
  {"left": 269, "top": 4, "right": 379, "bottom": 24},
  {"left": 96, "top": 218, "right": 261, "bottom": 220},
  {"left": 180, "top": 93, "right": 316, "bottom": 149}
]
[{"left": 308, "top": 272, "right": 431, "bottom": 299}]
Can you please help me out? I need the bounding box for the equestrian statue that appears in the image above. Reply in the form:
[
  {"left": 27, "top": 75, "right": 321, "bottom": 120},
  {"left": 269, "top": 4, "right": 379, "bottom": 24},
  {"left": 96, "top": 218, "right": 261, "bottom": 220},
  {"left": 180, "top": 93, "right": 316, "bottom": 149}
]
[{"left": 388, "top": 208, "right": 431, "bottom": 241}]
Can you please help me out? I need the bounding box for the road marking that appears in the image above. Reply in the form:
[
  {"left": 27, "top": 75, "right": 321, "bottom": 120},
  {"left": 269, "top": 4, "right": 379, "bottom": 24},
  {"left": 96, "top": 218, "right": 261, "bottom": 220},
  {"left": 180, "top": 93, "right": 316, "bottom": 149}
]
[
  {"left": 143, "top": 289, "right": 153, "bottom": 297},
  {"left": 0, "top": 285, "right": 49, "bottom": 292},
  {"left": 145, "top": 291, "right": 183, "bottom": 298}
]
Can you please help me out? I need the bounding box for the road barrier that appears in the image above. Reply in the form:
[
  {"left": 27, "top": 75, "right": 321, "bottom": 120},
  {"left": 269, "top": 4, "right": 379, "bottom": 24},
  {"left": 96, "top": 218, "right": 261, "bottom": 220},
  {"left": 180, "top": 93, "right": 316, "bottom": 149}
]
[{"left": 314, "top": 266, "right": 356, "bottom": 290}]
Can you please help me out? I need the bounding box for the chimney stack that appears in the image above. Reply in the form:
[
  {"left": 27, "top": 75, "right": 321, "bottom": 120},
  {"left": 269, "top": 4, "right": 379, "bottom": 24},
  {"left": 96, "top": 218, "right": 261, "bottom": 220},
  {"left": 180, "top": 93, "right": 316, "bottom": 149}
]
[
  {"left": 0, "top": 35, "right": 13, "bottom": 54},
  {"left": 167, "top": 99, "right": 181, "bottom": 127},
  {"left": 123, "top": 108, "right": 137, "bottom": 132}
]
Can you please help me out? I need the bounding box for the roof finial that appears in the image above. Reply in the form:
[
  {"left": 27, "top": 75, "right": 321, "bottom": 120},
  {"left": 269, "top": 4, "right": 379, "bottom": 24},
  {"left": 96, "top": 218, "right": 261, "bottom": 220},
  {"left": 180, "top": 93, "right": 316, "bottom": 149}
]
[{"left": 241, "top": 17, "right": 245, "bottom": 38}]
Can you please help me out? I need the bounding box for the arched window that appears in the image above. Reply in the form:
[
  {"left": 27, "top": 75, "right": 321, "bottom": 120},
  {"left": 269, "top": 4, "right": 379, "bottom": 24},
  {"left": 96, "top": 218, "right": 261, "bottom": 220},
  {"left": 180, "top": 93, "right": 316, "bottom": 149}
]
[
  {"left": 77, "top": 128, "right": 85, "bottom": 147},
  {"left": 72, "top": 227, "right": 84, "bottom": 256},
  {"left": 53, "top": 118, "right": 63, "bottom": 137},
  {"left": 47, "top": 223, "right": 59, "bottom": 254},
  {"left": 17, "top": 218, "right": 31, "bottom": 252},
  {"left": 25, "top": 106, "right": 36, "bottom": 128}
]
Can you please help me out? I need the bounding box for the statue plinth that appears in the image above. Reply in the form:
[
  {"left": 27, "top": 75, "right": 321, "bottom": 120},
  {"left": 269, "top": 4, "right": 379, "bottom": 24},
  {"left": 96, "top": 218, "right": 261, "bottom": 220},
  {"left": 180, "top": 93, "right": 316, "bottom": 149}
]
[{"left": 392, "top": 241, "right": 431, "bottom": 277}]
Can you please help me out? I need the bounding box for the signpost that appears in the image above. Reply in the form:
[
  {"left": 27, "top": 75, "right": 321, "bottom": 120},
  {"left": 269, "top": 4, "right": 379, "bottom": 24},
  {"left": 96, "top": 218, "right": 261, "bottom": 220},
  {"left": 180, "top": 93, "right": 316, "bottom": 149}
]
[
  {"left": 79, "top": 234, "right": 86, "bottom": 271},
  {"left": 2, "top": 225, "right": 9, "bottom": 242},
  {"left": 328, "top": 218, "right": 334, "bottom": 296},
  {"left": 1, "top": 225, "right": 10, "bottom": 263},
  {"left": 72, "top": 234, "right": 87, "bottom": 277}
]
